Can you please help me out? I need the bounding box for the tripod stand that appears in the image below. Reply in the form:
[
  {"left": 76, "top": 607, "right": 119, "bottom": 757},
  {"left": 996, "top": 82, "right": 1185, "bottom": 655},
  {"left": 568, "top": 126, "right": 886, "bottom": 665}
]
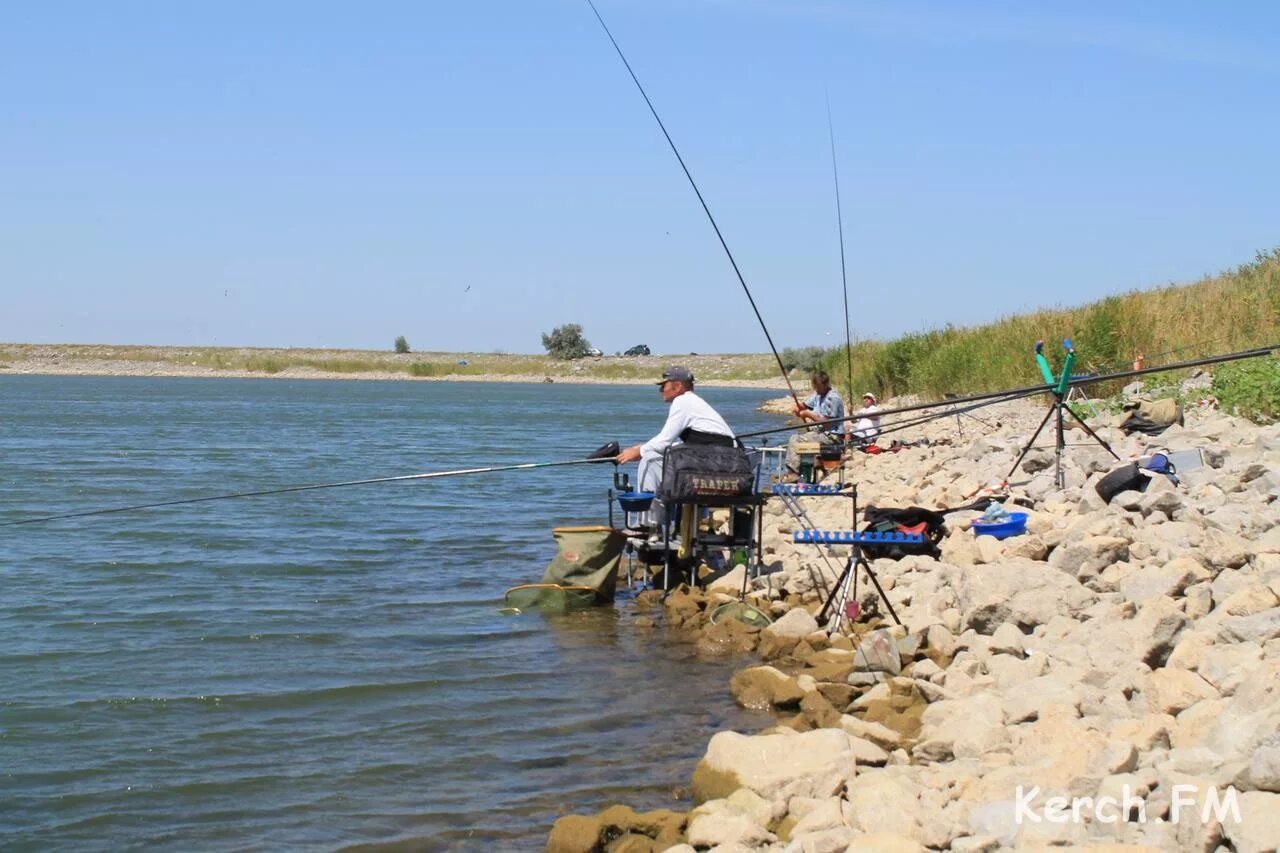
[
  {"left": 817, "top": 484, "right": 902, "bottom": 632},
  {"left": 1006, "top": 339, "right": 1120, "bottom": 489}
]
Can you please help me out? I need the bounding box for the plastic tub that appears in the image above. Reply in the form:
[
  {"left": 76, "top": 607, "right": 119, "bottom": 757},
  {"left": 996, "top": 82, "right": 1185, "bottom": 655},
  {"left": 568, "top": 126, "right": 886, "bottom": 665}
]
[
  {"left": 971, "top": 511, "right": 1028, "bottom": 540},
  {"left": 616, "top": 491, "right": 655, "bottom": 513}
]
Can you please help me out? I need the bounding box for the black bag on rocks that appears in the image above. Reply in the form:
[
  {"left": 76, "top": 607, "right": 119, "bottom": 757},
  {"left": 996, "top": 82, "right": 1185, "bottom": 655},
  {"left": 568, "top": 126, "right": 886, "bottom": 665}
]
[
  {"left": 659, "top": 443, "right": 755, "bottom": 505},
  {"left": 1095, "top": 462, "right": 1151, "bottom": 504},
  {"left": 860, "top": 505, "right": 946, "bottom": 559}
]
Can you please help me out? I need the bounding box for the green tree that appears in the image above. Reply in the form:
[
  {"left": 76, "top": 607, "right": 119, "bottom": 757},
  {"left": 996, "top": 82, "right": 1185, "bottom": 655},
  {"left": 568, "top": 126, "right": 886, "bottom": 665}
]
[
  {"left": 394, "top": 335, "right": 410, "bottom": 354},
  {"left": 541, "top": 324, "right": 592, "bottom": 360}
]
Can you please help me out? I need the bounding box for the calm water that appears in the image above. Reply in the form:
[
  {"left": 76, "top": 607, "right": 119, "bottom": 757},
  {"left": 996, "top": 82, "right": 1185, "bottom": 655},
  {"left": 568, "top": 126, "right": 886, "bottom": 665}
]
[{"left": 0, "top": 376, "right": 779, "bottom": 851}]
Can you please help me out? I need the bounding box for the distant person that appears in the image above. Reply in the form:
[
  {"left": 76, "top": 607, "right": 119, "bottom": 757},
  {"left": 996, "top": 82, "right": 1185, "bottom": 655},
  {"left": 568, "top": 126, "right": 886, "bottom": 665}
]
[
  {"left": 851, "top": 392, "right": 883, "bottom": 443},
  {"left": 616, "top": 365, "right": 735, "bottom": 504},
  {"left": 786, "top": 371, "right": 849, "bottom": 474}
]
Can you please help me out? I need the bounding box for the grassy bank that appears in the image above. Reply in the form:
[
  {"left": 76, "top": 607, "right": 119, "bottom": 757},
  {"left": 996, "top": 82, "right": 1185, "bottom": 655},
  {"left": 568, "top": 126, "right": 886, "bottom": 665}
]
[{"left": 821, "top": 248, "right": 1280, "bottom": 401}]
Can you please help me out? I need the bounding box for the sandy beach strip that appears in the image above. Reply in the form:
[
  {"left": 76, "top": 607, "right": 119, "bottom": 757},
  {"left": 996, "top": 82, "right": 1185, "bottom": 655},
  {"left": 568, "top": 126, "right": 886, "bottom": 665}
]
[{"left": 0, "top": 344, "right": 795, "bottom": 390}]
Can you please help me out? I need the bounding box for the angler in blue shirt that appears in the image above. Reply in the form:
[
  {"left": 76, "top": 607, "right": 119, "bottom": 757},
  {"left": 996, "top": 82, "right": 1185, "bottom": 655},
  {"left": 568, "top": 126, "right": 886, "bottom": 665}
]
[{"left": 786, "top": 371, "right": 850, "bottom": 475}]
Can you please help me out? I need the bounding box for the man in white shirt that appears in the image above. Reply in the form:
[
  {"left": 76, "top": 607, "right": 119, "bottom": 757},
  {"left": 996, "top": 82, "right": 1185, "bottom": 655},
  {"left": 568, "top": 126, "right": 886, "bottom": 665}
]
[{"left": 616, "top": 365, "right": 735, "bottom": 495}]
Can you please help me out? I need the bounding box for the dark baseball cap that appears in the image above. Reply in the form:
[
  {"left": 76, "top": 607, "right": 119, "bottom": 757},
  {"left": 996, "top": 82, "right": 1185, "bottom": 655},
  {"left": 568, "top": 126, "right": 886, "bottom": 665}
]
[{"left": 656, "top": 365, "right": 694, "bottom": 384}]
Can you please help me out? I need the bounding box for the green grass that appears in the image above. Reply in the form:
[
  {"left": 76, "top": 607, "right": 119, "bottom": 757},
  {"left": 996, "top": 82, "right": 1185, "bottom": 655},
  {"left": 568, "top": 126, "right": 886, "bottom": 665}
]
[
  {"left": 821, "top": 248, "right": 1280, "bottom": 402},
  {"left": 1213, "top": 356, "right": 1280, "bottom": 423}
]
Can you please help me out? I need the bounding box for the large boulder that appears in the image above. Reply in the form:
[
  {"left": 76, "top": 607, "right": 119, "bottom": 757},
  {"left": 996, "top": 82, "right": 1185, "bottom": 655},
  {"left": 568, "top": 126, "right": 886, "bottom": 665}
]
[
  {"left": 1218, "top": 607, "right": 1280, "bottom": 644},
  {"left": 1201, "top": 660, "right": 1280, "bottom": 763},
  {"left": 1143, "top": 667, "right": 1218, "bottom": 715},
  {"left": 686, "top": 793, "right": 777, "bottom": 848},
  {"left": 758, "top": 606, "right": 821, "bottom": 658},
  {"left": 952, "top": 558, "right": 1096, "bottom": 632},
  {"left": 848, "top": 770, "right": 923, "bottom": 837},
  {"left": 690, "top": 728, "right": 855, "bottom": 803},
  {"left": 729, "top": 665, "right": 805, "bottom": 710},
  {"left": 1048, "top": 534, "right": 1130, "bottom": 582},
  {"left": 1221, "top": 791, "right": 1280, "bottom": 853},
  {"left": 1118, "top": 558, "right": 1203, "bottom": 605}
]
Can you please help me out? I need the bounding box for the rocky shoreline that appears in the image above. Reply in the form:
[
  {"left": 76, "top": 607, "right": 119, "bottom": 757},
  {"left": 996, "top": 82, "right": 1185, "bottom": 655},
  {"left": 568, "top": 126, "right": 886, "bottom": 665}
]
[{"left": 550, "top": 396, "right": 1280, "bottom": 851}]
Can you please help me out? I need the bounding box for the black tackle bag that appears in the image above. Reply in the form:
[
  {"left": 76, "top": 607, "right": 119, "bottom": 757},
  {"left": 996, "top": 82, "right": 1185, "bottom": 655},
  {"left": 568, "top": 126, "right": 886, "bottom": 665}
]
[
  {"left": 659, "top": 443, "right": 755, "bottom": 505},
  {"left": 860, "top": 505, "right": 947, "bottom": 558}
]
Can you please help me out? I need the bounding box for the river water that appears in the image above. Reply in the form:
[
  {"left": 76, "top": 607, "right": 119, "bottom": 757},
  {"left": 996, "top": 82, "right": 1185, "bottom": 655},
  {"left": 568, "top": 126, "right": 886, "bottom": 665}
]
[{"left": 0, "top": 376, "right": 781, "bottom": 850}]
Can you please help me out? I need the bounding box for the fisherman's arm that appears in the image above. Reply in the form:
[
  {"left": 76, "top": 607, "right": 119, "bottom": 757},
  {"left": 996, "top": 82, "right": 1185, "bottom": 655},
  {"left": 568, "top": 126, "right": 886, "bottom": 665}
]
[{"left": 618, "top": 400, "right": 687, "bottom": 463}]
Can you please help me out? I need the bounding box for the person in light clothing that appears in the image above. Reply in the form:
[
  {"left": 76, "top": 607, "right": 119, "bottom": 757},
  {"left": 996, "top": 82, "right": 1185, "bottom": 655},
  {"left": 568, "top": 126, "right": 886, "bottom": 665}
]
[
  {"left": 616, "top": 365, "right": 735, "bottom": 498},
  {"left": 851, "top": 392, "right": 883, "bottom": 442}
]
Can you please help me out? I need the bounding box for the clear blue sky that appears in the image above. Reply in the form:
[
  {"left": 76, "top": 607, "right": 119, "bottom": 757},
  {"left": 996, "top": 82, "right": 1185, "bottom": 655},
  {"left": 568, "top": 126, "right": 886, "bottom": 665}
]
[{"left": 3, "top": 1, "right": 1277, "bottom": 355}]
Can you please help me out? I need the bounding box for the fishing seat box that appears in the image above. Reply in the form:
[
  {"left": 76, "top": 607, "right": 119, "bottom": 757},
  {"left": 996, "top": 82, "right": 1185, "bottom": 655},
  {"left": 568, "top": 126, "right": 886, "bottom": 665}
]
[{"left": 658, "top": 443, "right": 755, "bottom": 507}]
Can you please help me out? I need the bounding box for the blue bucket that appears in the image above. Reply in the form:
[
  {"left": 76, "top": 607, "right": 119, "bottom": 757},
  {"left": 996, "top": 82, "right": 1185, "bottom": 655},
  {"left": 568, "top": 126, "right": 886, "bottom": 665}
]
[
  {"left": 971, "top": 511, "right": 1028, "bottom": 540},
  {"left": 616, "top": 491, "right": 655, "bottom": 513}
]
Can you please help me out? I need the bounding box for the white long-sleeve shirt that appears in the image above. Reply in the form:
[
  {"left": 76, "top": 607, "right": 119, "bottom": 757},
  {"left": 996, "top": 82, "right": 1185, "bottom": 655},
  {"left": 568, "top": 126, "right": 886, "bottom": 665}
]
[{"left": 640, "top": 391, "right": 734, "bottom": 458}]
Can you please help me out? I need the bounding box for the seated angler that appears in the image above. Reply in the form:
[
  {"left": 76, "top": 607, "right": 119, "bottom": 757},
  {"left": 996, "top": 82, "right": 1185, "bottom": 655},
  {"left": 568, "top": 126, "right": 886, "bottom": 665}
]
[
  {"left": 786, "top": 370, "right": 850, "bottom": 474},
  {"left": 615, "top": 365, "right": 735, "bottom": 519},
  {"left": 851, "top": 392, "right": 883, "bottom": 443}
]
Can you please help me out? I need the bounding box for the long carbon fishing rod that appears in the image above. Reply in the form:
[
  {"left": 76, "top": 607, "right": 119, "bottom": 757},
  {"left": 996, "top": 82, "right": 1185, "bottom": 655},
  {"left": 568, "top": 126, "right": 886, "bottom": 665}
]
[
  {"left": 743, "top": 386, "right": 1043, "bottom": 451},
  {"left": 826, "top": 95, "right": 855, "bottom": 402},
  {"left": 584, "top": 0, "right": 802, "bottom": 407},
  {"left": 0, "top": 447, "right": 620, "bottom": 528},
  {"left": 738, "top": 342, "right": 1279, "bottom": 440}
]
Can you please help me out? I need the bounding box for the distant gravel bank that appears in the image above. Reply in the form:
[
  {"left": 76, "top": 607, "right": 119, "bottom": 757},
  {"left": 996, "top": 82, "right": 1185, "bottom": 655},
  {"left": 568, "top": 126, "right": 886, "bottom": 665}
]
[{"left": 0, "top": 343, "right": 793, "bottom": 390}]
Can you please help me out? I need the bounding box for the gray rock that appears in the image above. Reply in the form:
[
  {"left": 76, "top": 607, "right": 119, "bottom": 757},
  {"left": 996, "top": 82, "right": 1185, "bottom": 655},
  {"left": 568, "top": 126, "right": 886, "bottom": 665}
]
[
  {"left": 729, "top": 665, "right": 805, "bottom": 710},
  {"left": 686, "top": 809, "right": 776, "bottom": 848},
  {"left": 1140, "top": 487, "right": 1184, "bottom": 518},
  {"left": 1221, "top": 791, "right": 1280, "bottom": 853},
  {"left": 1184, "top": 582, "right": 1214, "bottom": 619},
  {"left": 765, "top": 606, "right": 820, "bottom": 639},
  {"left": 839, "top": 715, "right": 905, "bottom": 750},
  {"left": 954, "top": 558, "right": 1096, "bottom": 632},
  {"left": 1143, "top": 668, "right": 1218, "bottom": 715},
  {"left": 1114, "top": 488, "right": 1146, "bottom": 510},
  {"left": 1219, "top": 607, "right": 1280, "bottom": 644},
  {"left": 846, "top": 735, "right": 890, "bottom": 766},
  {"left": 989, "top": 622, "right": 1025, "bottom": 655},
  {"left": 1198, "top": 642, "right": 1264, "bottom": 696},
  {"left": 1119, "top": 559, "right": 1202, "bottom": 604},
  {"left": 1047, "top": 534, "right": 1130, "bottom": 582},
  {"left": 692, "top": 728, "right": 855, "bottom": 803},
  {"left": 1235, "top": 744, "right": 1280, "bottom": 793}
]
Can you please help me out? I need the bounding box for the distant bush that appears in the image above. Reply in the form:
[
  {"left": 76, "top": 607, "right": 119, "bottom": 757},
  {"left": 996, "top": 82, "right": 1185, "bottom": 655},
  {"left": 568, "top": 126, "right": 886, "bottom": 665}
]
[
  {"left": 1213, "top": 356, "right": 1280, "bottom": 423},
  {"left": 244, "top": 356, "right": 286, "bottom": 374},
  {"left": 541, "top": 324, "right": 592, "bottom": 360},
  {"left": 408, "top": 362, "right": 436, "bottom": 377},
  {"left": 780, "top": 346, "right": 826, "bottom": 374},
  {"left": 394, "top": 336, "right": 410, "bottom": 354}
]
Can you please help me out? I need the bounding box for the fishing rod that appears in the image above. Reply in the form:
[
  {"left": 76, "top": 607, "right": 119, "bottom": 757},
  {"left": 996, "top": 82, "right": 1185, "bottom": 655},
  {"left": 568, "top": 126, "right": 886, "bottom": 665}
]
[
  {"left": 584, "top": 0, "right": 802, "bottom": 408},
  {"left": 741, "top": 387, "right": 1040, "bottom": 457},
  {"left": 826, "top": 95, "right": 855, "bottom": 405},
  {"left": 0, "top": 443, "right": 621, "bottom": 528},
  {"left": 738, "top": 341, "right": 1280, "bottom": 440}
]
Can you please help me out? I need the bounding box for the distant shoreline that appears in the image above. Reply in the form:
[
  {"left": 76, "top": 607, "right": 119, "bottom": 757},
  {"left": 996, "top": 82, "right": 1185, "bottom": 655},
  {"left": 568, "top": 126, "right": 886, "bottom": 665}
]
[{"left": 0, "top": 343, "right": 794, "bottom": 390}]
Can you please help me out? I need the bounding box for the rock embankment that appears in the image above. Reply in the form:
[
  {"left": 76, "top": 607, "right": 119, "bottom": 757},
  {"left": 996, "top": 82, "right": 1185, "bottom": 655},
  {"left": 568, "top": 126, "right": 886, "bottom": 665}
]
[{"left": 551, "top": 398, "right": 1280, "bottom": 852}]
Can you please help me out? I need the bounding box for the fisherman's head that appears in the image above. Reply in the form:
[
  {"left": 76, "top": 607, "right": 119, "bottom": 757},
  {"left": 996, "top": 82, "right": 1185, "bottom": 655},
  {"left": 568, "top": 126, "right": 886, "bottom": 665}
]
[
  {"left": 656, "top": 365, "right": 694, "bottom": 402},
  {"left": 810, "top": 370, "right": 831, "bottom": 394},
  {"left": 862, "top": 392, "right": 877, "bottom": 406}
]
